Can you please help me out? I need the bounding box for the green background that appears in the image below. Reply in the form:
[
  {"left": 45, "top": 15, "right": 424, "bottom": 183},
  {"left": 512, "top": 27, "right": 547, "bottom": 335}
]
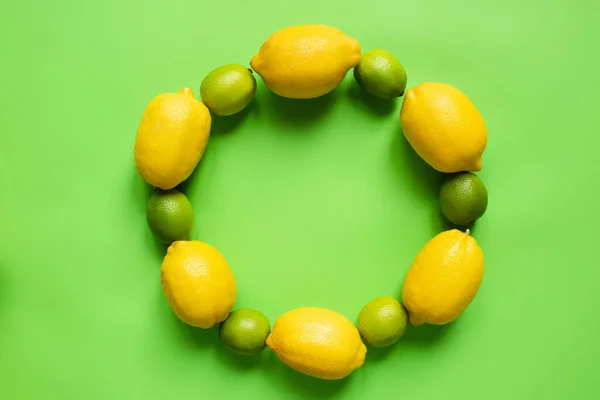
[{"left": 1, "top": 0, "right": 598, "bottom": 398}]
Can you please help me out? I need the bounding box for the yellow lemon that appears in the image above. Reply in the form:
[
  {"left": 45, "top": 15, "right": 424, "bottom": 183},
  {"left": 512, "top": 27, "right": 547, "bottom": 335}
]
[
  {"left": 250, "top": 24, "right": 361, "bottom": 99},
  {"left": 402, "top": 229, "right": 484, "bottom": 326},
  {"left": 400, "top": 82, "right": 487, "bottom": 173},
  {"left": 266, "top": 307, "right": 366, "bottom": 380},
  {"left": 160, "top": 241, "right": 236, "bottom": 328},
  {"left": 134, "top": 88, "right": 211, "bottom": 190}
]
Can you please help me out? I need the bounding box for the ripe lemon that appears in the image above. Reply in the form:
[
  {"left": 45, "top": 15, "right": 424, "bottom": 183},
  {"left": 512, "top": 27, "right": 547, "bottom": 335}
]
[
  {"left": 266, "top": 307, "right": 366, "bottom": 380},
  {"left": 402, "top": 229, "right": 484, "bottom": 326},
  {"left": 356, "top": 296, "right": 408, "bottom": 347},
  {"left": 250, "top": 24, "right": 361, "bottom": 99},
  {"left": 400, "top": 82, "right": 487, "bottom": 173},
  {"left": 160, "top": 241, "right": 236, "bottom": 328},
  {"left": 134, "top": 88, "right": 211, "bottom": 190}
]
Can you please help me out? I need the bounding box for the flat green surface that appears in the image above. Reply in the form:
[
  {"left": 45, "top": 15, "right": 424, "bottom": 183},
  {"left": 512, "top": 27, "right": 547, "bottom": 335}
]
[{"left": 1, "top": 1, "right": 598, "bottom": 399}]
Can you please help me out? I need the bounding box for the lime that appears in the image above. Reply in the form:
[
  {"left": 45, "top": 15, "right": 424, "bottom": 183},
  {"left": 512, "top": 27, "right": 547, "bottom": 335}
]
[
  {"left": 200, "top": 64, "right": 257, "bottom": 116},
  {"left": 356, "top": 296, "right": 408, "bottom": 347},
  {"left": 146, "top": 189, "right": 194, "bottom": 244},
  {"left": 219, "top": 308, "right": 271, "bottom": 355},
  {"left": 353, "top": 49, "right": 407, "bottom": 99},
  {"left": 440, "top": 172, "right": 488, "bottom": 225}
]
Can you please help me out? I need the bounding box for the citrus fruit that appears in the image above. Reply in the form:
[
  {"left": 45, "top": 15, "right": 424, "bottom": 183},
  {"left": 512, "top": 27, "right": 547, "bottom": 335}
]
[
  {"left": 356, "top": 296, "right": 408, "bottom": 347},
  {"left": 266, "top": 307, "right": 366, "bottom": 380},
  {"left": 440, "top": 172, "right": 488, "bottom": 225},
  {"left": 353, "top": 49, "right": 407, "bottom": 99},
  {"left": 250, "top": 24, "right": 361, "bottom": 99},
  {"left": 219, "top": 308, "right": 271, "bottom": 355},
  {"left": 200, "top": 64, "right": 257, "bottom": 116},
  {"left": 134, "top": 88, "right": 211, "bottom": 189},
  {"left": 160, "top": 241, "right": 236, "bottom": 328},
  {"left": 400, "top": 82, "right": 487, "bottom": 173},
  {"left": 146, "top": 189, "right": 194, "bottom": 243},
  {"left": 402, "top": 229, "right": 484, "bottom": 326}
]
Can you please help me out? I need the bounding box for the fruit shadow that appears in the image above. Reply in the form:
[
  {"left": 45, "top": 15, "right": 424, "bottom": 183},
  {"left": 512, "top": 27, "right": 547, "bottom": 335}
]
[
  {"left": 391, "top": 129, "right": 483, "bottom": 236},
  {"left": 156, "top": 284, "right": 217, "bottom": 344},
  {"left": 152, "top": 239, "right": 169, "bottom": 260},
  {"left": 130, "top": 169, "right": 154, "bottom": 214},
  {"left": 174, "top": 139, "right": 216, "bottom": 196},
  {"left": 347, "top": 81, "right": 398, "bottom": 117},
  {"left": 133, "top": 104, "right": 253, "bottom": 203},
  {"left": 435, "top": 207, "right": 480, "bottom": 236},
  {"left": 131, "top": 170, "right": 169, "bottom": 259},
  {"left": 393, "top": 128, "right": 443, "bottom": 199},
  {"left": 264, "top": 89, "right": 336, "bottom": 128},
  {"left": 158, "top": 287, "right": 273, "bottom": 372},
  {"left": 391, "top": 129, "right": 452, "bottom": 235},
  {"left": 217, "top": 345, "right": 275, "bottom": 373},
  {"left": 401, "top": 322, "right": 453, "bottom": 343},
  {"left": 274, "top": 359, "right": 352, "bottom": 398},
  {"left": 0, "top": 262, "right": 7, "bottom": 320},
  {"left": 366, "top": 323, "right": 454, "bottom": 363},
  {"left": 209, "top": 101, "right": 256, "bottom": 136},
  {"left": 161, "top": 300, "right": 349, "bottom": 395}
]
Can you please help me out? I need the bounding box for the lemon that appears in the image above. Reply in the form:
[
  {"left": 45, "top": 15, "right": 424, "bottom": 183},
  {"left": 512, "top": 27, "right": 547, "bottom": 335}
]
[
  {"left": 134, "top": 88, "right": 211, "bottom": 190},
  {"left": 200, "top": 64, "right": 257, "bottom": 116},
  {"left": 146, "top": 189, "right": 194, "bottom": 244},
  {"left": 353, "top": 49, "right": 407, "bottom": 99},
  {"left": 356, "top": 296, "right": 408, "bottom": 347},
  {"left": 250, "top": 24, "right": 361, "bottom": 99},
  {"left": 267, "top": 307, "right": 366, "bottom": 380},
  {"left": 219, "top": 308, "right": 271, "bottom": 355},
  {"left": 160, "top": 241, "right": 236, "bottom": 328},
  {"left": 440, "top": 172, "right": 488, "bottom": 225},
  {"left": 402, "top": 229, "right": 484, "bottom": 326},
  {"left": 400, "top": 82, "right": 487, "bottom": 173}
]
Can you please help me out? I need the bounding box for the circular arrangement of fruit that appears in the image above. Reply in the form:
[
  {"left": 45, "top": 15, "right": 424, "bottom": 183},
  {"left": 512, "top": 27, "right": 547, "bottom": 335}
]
[{"left": 133, "top": 24, "right": 488, "bottom": 381}]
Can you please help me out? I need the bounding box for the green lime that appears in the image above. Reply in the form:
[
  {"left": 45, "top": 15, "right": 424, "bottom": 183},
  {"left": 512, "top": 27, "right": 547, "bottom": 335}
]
[
  {"left": 356, "top": 296, "right": 408, "bottom": 347},
  {"left": 219, "top": 308, "right": 271, "bottom": 355},
  {"left": 440, "top": 172, "right": 488, "bottom": 226},
  {"left": 146, "top": 189, "right": 194, "bottom": 244},
  {"left": 200, "top": 64, "right": 257, "bottom": 116},
  {"left": 353, "top": 49, "right": 407, "bottom": 99}
]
